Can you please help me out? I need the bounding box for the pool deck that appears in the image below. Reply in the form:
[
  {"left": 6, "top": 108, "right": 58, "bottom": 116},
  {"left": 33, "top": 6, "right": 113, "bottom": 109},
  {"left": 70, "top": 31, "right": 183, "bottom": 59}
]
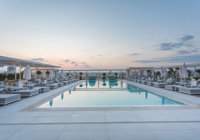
[{"left": 1, "top": 80, "right": 200, "bottom": 140}]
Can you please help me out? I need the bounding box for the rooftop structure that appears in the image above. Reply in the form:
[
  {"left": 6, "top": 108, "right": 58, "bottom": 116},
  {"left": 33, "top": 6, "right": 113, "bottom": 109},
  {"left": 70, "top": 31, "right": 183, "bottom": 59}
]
[{"left": 0, "top": 55, "right": 60, "bottom": 68}]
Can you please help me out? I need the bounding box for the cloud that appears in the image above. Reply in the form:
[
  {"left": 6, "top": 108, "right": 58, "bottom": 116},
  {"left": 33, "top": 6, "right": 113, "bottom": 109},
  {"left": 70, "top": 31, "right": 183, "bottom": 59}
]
[
  {"left": 75, "top": 64, "right": 78, "bottom": 66},
  {"left": 159, "top": 43, "right": 184, "bottom": 50},
  {"left": 130, "top": 53, "right": 138, "bottom": 55},
  {"left": 58, "top": 63, "right": 64, "bottom": 65},
  {"left": 63, "top": 59, "right": 70, "bottom": 62},
  {"left": 177, "top": 50, "right": 191, "bottom": 54},
  {"left": 32, "top": 58, "right": 44, "bottom": 61},
  {"left": 85, "top": 65, "right": 90, "bottom": 67},
  {"left": 71, "top": 61, "right": 76, "bottom": 64},
  {"left": 99, "top": 55, "right": 102, "bottom": 56},
  {"left": 82, "top": 63, "right": 86, "bottom": 64},
  {"left": 177, "top": 49, "right": 199, "bottom": 55},
  {"left": 133, "top": 54, "right": 200, "bottom": 63},
  {"left": 192, "top": 49, "right": 199, "bottom": 52},
  {"left": 158, "top": 35, "right": 195, "bottom": 50},
  {"left": 179, "top": 35, "right": 194, "bottom": 42}
]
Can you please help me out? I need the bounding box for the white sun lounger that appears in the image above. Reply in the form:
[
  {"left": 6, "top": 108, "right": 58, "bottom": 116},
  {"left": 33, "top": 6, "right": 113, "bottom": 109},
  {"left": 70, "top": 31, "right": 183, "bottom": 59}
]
[
  {"left": 154, "top": 83, "right": 167, "bottom": 88},
  {"left": 165, "top": 85, "right": 183, "bottom": 91},
  {"left": 178, "top": 87, "right": 200, "bottom": 95},
  {"left": 35, "top": 87, "right": 50, "bottom": 93},
  {"left": 0, "top": 89, "right": 4, "bottom": 94},
  {"left": 3, "top": 89, "right": 39, "bottom": 98},
  {"left": 147, "top": 82, "right": 154, "bottom": 86},
  {"left": 46, "top": 84, "right": 59, "bottom": 90},
  {"left": 63, "top": 81, "right": 68, "bottom": 85},
  {"left": 58, "top": 83, "right": 64, "bottom": 87},
  {"left": 141, "top": 80, "right": 147, "bottom": 85},
  {"left": 0, "top": 94, "right": 21, "bottom": 105}
]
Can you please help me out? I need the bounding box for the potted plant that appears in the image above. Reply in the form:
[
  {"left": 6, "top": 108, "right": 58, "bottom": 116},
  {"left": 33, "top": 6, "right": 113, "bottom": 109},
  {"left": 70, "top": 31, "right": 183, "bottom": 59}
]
[
  {"left": 46, "top": 71, "right": 50, "bottom": 78},
  {"left": 0, "top": 74, "right": 7, "bottom": 85},
  {"left": 79, "top": 72, "right": 83, "bottom": 80},
  {"left": 36, "top": 71, "right": 42, "bottom": 79},
  {"left": 115, "top": 73, "right": 118, "bottom": 79},
  {"left": 102, "top": 73, "right": 106, "bottom": 80}
]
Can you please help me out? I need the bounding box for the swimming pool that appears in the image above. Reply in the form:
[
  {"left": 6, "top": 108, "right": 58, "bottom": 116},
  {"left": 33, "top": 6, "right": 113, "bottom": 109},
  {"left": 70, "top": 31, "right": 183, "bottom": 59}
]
[{"left": 38, "top": 81, "right": 184, "bottom": 108}]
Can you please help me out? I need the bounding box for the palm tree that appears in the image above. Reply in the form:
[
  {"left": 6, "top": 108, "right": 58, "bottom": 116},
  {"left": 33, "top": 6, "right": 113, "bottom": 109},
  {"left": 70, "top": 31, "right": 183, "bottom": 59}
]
[
  {"left": 195, "top": 69, "right": 200, "bottom": 78},
  {"left": 147, "top": 70, "right": 151, "bottom": 77},
  {"left": 156, "top": 71, "right": 161, "bottom": 79},
  {"left": 187, "top": 70, "right": 192, "bottom": 78},
  {"left": 115, "top": 73, "right": 118, "bottom": 78}
]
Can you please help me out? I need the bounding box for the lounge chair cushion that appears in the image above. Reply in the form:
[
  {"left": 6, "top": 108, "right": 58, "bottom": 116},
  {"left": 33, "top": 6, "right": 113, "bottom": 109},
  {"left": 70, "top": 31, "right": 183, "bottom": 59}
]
[
  {"left": 25, "top": 82, "right": 33, "bottom": 84},
  {"left": 41, "top": 82, "right": 46, "bottom": 86},
  {"left": 4, "top": 88, "right": 10, "bottom": 93},
  {"left": 27, "top": 84, "right": 35, "bottom": 89},
  {"left": 49, "top": 81, "right": 53, "bottom": 84},
  {"left": 14, "top": 83, "right": 19, "bottom": 86},
  {"left": 0, "top": 85, "right": 6, "bottom": 89},
  {"left": 8, "top": 87, "right": 20, "bottom": 92}
]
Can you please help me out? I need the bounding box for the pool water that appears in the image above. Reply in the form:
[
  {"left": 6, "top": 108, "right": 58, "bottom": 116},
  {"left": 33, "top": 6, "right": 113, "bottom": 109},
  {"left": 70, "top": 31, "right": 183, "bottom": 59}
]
[{"left": 38, "top": 81, "right": 184, "bottom": 108}]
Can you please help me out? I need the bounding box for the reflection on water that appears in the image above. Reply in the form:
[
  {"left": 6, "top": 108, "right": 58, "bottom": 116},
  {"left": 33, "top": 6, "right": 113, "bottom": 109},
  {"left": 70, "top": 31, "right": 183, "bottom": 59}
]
[
  {"left": 49, "top": 100, "right": 53, "bottom": 107},
  {"left": 89, "top": 81, "right": 96, "bottom": 86},
  {"left": 40, "top": 81, "right": 184, "bottom": 108},
  {"left": 61, "top": 93, "right": 64, "bottom": 100}
]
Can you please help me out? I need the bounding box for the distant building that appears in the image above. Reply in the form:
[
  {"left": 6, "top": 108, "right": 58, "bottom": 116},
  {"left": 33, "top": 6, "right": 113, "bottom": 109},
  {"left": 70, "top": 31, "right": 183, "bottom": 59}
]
[{"left": 7, "top": 66, "right": 16, "bottom": 73}]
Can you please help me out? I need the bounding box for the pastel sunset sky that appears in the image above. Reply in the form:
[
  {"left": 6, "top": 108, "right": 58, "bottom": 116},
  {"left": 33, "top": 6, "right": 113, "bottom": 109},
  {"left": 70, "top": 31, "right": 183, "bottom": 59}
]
[{"left": 0, "top": 0, "right": 200, "bottom": 70}]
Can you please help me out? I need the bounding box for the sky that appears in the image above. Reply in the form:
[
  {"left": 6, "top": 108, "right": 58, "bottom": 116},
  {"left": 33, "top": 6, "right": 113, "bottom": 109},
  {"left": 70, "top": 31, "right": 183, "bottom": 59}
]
[{"left": 0, "top": 0, "right": 200, "bottom": 71}]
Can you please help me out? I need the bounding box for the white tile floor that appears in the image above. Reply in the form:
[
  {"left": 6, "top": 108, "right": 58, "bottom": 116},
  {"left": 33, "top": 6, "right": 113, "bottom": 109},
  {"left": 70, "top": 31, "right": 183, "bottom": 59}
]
[{"left": 1, "top": 80, "right": 200, "bottom": 140}]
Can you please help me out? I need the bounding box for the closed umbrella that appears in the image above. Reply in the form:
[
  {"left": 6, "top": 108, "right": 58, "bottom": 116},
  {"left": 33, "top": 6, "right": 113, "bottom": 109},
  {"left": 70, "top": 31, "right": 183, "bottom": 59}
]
[
  {"left": 182, "top": 63, "right": 188, "bottom": 79},
  {"left": 138, "top": 70, "right": 140, "bottom": 76},
  {"left": 23, "top": 67, "right": 27, "bottom": 79},
  {"left": 129, "top": 70, "right": 132, "bottom": 78},
  {"left": 42, "top": 70, "right": 46, "bottom": 78},
  {"left": 50, "top": 68, "right": 54, "bottom": 78},
  {"left": 161, "top": 67, "right": 164, "bottom": 78},
  {"left": 151, "top": 69, "right": 154, "bottom": 78},
  {"left": 179, "top": 67, "right": 182, "bottom": 78},
  {"left": 163, "top": 68, "right": 167, "bottom": 78},
  {"left": 143, "top": 70, "right": 148, "bottom": 76},
  {"left": 25, "top": 65, "right": 31, "bottom": 80}
]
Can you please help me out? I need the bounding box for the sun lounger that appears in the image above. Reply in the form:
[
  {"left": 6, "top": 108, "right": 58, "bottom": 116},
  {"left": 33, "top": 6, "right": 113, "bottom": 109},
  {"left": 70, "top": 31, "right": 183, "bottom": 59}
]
[
  {"left": 137, "top": 80, "right": 142, "bottom": 83},
  {"left": 0, "top": 89, "right": 4, "bottom": 94},
  {"left": 34, "top": 87, "right": 50, "bottom": 93},
  {"left": 63, "top": 81, "right": 68, "bottom": 85},
  {"left": 0, "top": 94, "right": 21, "bottom": 105},
  {"left": 0, "top": 85, "right": 6, "bottom": 94},
  {"left": 3, "top": 88, "right": 39, "bottom": 98},
  {"left": 147, "top": 81, "right": 155, "bottom": 86},
  {"left": 154, "top": 82, "right": 168, "bottom": 88},
  {"left": 165, "top": 85, "right": 183, "bottom": 91},
  {"left": 178, "top": 87, "right": 200, "bottom": 95},
  {"left": 48, "top": 84, "right": 59, "bottom": 89},
  {"left": 141, "top": 80, "right": 147, "bottom": 85}
]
